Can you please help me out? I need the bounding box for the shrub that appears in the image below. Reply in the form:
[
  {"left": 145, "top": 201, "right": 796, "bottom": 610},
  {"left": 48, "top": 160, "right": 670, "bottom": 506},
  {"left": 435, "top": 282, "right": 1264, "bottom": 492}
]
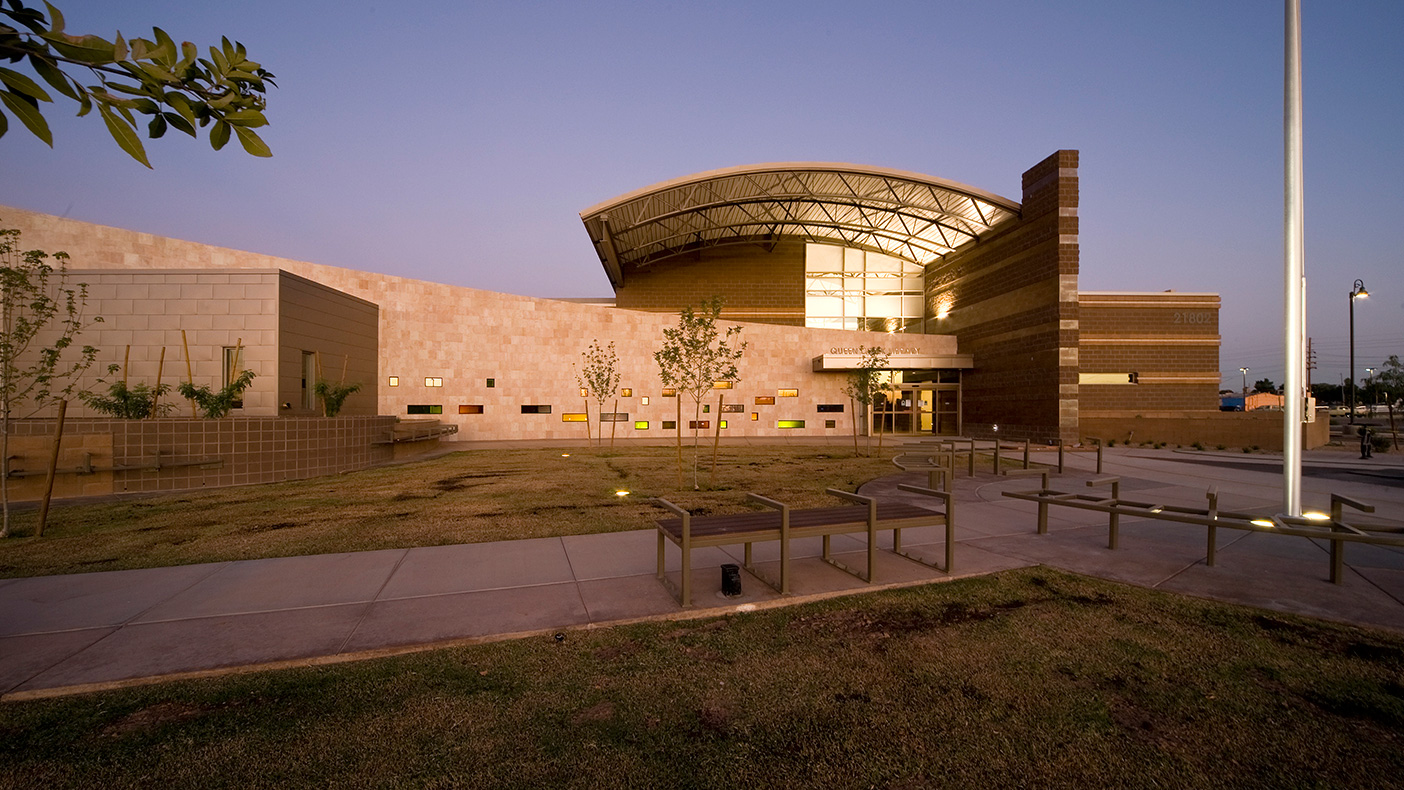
[
  {"left": 179, "top": 370, "right": 256, "bottom": 418},
  {"left": 315, "top": 380, "right": 361, "bottom": 417},
  {"left": 1192, "top": 441, "right": 1205, "bottom": 451},
  {"left": 1216, "top": 444, "right": 1226, "bottom": 451},
  {"left": 80, "top": 366, "right": 172, "bottom": 419}
]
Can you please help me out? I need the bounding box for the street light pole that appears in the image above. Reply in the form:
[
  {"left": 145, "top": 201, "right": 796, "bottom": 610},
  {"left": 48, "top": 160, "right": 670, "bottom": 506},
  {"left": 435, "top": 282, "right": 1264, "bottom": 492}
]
[
  {"left": 1349, "top": 279, "right": 1368, "bottom": 424},
  {"left": 1283, "top": 0, "right": 1306, "bottom": 516},
  {"left": 1240, "top": 367, "right": 1250, "bottom": 396},
  {"left": 1366, "top": 367, "right": 1377, "bottom": 415}
]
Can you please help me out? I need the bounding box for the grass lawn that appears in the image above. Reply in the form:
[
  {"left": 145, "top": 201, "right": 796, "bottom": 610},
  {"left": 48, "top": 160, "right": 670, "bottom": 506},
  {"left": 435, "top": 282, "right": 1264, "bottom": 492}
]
[
  {"left": 0, "top": 445, "right": 898, "bottom": 579},
  {"left": 2, "top": 568, "right": 1403, "bottom": 788}
]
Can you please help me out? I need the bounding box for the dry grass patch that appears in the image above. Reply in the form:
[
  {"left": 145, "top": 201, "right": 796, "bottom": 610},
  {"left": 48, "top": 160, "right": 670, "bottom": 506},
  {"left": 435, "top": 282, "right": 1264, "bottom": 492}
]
[
  {"left": 3, "top": 569, "right": 1403, "bottom": 788},
  {"left": 0, "top": 445, "right": 895, "bottom": 578}
]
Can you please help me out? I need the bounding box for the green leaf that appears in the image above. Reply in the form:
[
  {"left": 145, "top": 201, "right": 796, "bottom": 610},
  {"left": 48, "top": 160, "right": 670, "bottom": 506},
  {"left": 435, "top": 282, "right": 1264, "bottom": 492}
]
[
  {"left": 44, "top": 1, "right": 65, "bottom": 35},
  {"left": 152, "top": 27, "right": 177, "bottom": 65},
  {"left": 130, "top": 97, "right": 160, "bottom": 114},
  {"left": 97, "top": 103, "right": 151, "bottom": 167},
  {"left": 0, "top": 89, "right": 52, "bottom": 145},
  {"left": 147, "top": 113, "right": 166, "bottom": 139},
  {"left": 163, "top": 110, "right": 195, "bottom": 137},
  {"left": 114, "top": 31, "right": 128, "bottom": 61},
  {"left": 179, "top": 41, "right": 197, "bottom": 70},
  {"left": 129, "top": 37, "right": 150, "bottom": 60},
  {"left": 209, "top": 118, "right": 229, "bottom": 150},
  {"left": 221, "top": 108, "right": 267, "bottom": 128},
  {"left": 231, "top": 124, "right": 271, "bottom": 157},
  {"left": 0, "top": 67, "right": 52, "bottom": 102},
  {"left": 46, "top": 33, "right": 118, "bottom": 65},
  {"left": 0, "top": 109, "right": 8, "bottom": 137},
  {"left": 164, "top": 92, "right": 194, "bottom": 124},
  {"left": 75, "top": 90, "right": 92, "bottom": 117},
  {"left": 27, "top": 54, "right": 80, "bottom": 101},
  {"left": 208, "top": 46, "right": 229, "bottom": 75}
]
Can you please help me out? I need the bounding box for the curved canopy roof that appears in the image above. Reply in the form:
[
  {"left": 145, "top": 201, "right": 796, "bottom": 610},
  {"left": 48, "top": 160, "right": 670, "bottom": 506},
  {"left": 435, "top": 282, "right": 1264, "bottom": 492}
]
[{"left": 580, "top": 162, "right": 1021, "bottom": 287}]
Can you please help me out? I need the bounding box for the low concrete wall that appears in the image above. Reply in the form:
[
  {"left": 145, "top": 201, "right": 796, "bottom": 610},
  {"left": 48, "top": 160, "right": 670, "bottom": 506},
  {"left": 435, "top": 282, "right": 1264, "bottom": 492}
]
[
  {"left": 1080, "top": 410, "right": 1330, "bottom": 451},
  {"left": 6, "top": 416, "right": 397, "bottom": 500}
]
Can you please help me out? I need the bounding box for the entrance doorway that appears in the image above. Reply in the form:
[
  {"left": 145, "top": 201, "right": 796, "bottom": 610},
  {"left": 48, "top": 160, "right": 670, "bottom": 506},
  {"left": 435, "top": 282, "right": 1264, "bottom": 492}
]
[{"left": 874, "top": 384, "right": 960, "bottom": 436}]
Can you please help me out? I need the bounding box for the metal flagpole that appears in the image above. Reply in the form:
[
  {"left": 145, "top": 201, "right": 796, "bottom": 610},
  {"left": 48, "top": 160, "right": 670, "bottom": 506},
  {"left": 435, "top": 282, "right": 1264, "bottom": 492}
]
[{"left": 1283, "top": 0, "right": 1305, "bottom": 516}]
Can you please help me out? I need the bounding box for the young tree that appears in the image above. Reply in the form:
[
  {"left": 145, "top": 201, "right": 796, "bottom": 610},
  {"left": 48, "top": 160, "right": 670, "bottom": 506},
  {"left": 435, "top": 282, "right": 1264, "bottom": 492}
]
[
  {"left": 576, "top": 340, "right": 620, "bottom": 449},
  {"left": 842, "top": 345, "right": 889, "bottom": 457},
  {"left": 0, "top": 1, "right": 276, "bottom": 166},
  {"left": 0, "top": 226, "right": 100, "bottom": 537},
  {"left": 1252, "top": 378, "right": 1279, "bottom": 395},
  {"left": 1377, "top": 355, "right": 1403, "bottom": 450},
  {"left": 654, "top": 297, "right": 746, "bottom": 490}
]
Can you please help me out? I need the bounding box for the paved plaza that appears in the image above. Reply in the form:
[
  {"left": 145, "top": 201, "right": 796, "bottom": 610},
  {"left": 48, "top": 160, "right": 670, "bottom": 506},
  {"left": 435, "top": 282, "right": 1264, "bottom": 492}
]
[{"left": 2, "top": 444, "right": 1401, "bottom": 699}]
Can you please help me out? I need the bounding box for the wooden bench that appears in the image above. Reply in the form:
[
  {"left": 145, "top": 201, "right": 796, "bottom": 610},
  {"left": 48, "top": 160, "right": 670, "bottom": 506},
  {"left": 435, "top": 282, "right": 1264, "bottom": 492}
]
[{"left": 652, "top": 485, "right": 953, "bottom": 607}]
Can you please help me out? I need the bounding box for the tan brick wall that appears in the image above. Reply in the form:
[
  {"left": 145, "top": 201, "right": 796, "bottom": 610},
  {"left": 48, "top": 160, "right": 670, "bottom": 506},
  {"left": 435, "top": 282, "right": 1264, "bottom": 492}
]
[
  {"left": 6, "top": 416, "right": 395, "bottom": 499},
  {"left": 1080, "top": 410, "right": 1329, "bottom": 451},
  {"left": 614, "top": 241, "right": 805, "bottom": 325},
  {"left": 925, "top": 151, "right": 1080, "bottom": 443},
  {"left": 1078, "top": 292, "right": 1220, "bottom": 413}
]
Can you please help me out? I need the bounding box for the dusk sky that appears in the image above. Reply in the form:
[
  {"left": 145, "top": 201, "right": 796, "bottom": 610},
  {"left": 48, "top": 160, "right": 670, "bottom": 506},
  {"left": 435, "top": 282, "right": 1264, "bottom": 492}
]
[{"left": 2, "top": 1, "right": 1400, "bottom": 390}]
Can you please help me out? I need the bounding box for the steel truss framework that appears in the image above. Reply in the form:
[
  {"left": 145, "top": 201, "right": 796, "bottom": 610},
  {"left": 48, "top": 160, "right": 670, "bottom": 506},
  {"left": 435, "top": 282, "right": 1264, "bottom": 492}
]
[{"left": 580, "top": 163, "right": 1021, "bottom": 288}]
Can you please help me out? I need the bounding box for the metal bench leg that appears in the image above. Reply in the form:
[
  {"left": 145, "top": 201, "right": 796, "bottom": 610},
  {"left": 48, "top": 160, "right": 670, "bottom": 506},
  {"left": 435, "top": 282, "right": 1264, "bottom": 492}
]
[
  {"left": 1330, "top": 536, "right": 1345, "bottom": 584},
  {"left": 822, "top": 534, "right": 831, "bottom": 561}
]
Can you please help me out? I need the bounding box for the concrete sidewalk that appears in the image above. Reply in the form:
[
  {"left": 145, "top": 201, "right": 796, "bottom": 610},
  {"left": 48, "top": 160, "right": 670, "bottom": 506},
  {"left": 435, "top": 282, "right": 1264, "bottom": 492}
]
[{"left": 2, "top": 446, "right": 1402, "bottom": 699}]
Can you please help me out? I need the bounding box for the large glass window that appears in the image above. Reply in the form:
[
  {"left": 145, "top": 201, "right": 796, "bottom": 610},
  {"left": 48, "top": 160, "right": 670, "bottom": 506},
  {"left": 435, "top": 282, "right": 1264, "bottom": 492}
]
[{"left": 804, "top": 243, "right": 925, "bottom": 333}]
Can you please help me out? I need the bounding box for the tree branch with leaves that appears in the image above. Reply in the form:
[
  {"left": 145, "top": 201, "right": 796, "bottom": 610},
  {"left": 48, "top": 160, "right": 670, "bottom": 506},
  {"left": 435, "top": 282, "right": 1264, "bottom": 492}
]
[{"left": 0, "top": 0, "right": 276, "bottom": 166}]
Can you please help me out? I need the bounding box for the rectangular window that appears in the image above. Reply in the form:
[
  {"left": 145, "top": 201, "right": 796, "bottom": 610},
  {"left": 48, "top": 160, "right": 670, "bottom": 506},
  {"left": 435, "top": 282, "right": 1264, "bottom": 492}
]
[
  {"left": 778, "top": 420, "right": 805, "bottom": 429},
  {"left": 459, "top": 405, "right": 484, "bottom": 414},
  {"left": 425, "top": 377, "right": 443, "bottom": 387},
  {"left": 487, "top": 378, "right": 495, "bottom": 388},
  {"left": 778, "top": 389, "right": 799, "bottom": 398},
  {"left": 634, "top": 421, "right": 649, "bottom": 430},
  {"left": 299, "top": 350, "right": 314, "bottom": 411},
  {"left": 663, "top": 420, "right": 677, "bottom": 430},
  {"left": 721, "top": 403, "right": 743, "bottom": 413},
  {"left": 662, "top": 388, "right": 676, "bottom": 397},
  {"left": 751, "top": 412, "right": 758, "bottom": 421},
  {"left": 599, "top": 413, "right": 630, "bottom": 422},
  {"left": 388, "top": 376, "right": 400, "bottom": 387},
  {"left": 824, "top": 420, "right": 837, "bottom": 429},
  {"left": 689, "top": 420, "right": 710, "bottom": 429},
  {"left": 408, "top": 404, "right": 443, "bottom": 415},
  {"left": 712, "top": 381, "right": 733, "bottom": 389},
  {"left": 641, "top": 396, "right": 649, "bottom": 405},
  {"left": 561, "top": 413, "right": 588, "bottom": 422},
  {"left": 754, "top": 396, "right": 775, "bottom": 405},
  {"left": 817, "top": 404, "right": 844, "bottom": 413},
  {"left": 580, "top": 387, "right": 589, "bottom": 397},
  {"left": 720, "top": 420, "right": 727, "bottom": 429},
  {"left": 703, "top": 404, "right": 710, "bottom": 413},
  {"left": 521, "top": 405, "right": 552, "bottom": 414},
  {"left": 620, "top": 388, "right": 633, "bottom": 397}
]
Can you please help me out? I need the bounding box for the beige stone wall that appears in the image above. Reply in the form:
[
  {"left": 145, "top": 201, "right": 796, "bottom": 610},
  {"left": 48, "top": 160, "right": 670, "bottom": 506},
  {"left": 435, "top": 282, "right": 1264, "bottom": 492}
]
[
  {"left": 277, "top": 272, "right": 379, "bottom": 416},
  {"left": 68, "top": 269, "right": 280, "bottom": 416},
  {"left": 4, "top": 206, "right": 957, "bottom": 440}
]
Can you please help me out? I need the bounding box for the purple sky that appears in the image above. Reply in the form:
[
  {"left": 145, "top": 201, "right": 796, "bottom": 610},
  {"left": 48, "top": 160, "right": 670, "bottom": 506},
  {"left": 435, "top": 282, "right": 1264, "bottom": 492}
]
[{"left": 2, "top": 1, "right": 1400, "bottom": 390}]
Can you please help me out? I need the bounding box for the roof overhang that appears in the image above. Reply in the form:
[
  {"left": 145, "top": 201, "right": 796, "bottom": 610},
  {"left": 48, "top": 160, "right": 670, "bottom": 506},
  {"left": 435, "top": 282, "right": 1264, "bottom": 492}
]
[
  {"left": 580, "top": 163, "right": 1021, "bottom": 289},
  {"left": 812, "top": 352, "right": 975, "bottom": 372}
]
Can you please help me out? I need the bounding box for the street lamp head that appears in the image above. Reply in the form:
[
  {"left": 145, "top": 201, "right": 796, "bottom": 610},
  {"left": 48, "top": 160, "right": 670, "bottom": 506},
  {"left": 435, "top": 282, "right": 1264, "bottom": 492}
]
[{"left": 1351, "top": 279, "right": 1368, "bottom": 299}]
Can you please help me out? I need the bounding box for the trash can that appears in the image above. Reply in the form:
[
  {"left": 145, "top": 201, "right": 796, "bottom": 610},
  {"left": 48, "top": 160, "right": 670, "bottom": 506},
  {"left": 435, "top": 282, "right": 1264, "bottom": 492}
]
[{"left": 720, "top": 564, "right": 742, "bottom": 597}]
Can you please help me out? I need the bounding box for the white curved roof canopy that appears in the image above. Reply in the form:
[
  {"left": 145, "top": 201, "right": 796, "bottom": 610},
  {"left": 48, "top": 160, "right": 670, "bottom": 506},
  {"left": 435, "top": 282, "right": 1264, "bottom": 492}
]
[{"left": 580, "top": 162, "right": 1021, "bottom": 287}]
